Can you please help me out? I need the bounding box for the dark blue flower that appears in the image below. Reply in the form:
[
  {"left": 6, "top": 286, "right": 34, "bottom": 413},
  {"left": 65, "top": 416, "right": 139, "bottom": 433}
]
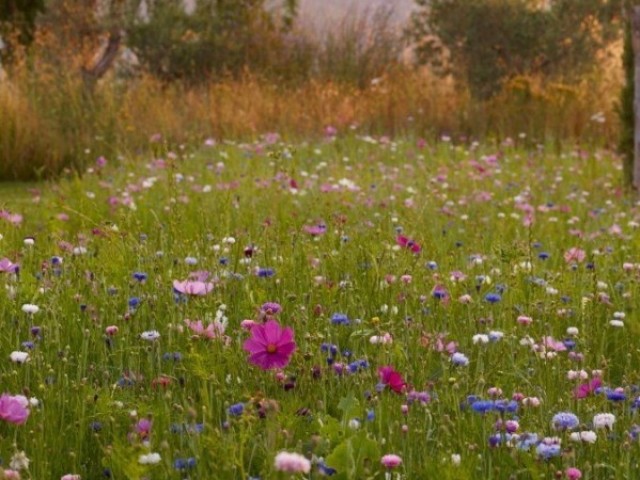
[
  {"left": 331, "top": 313, "right": 350, "bottom": 325},
  {"left": 606, "top": 390, "right": 626, "bottom": 402},
  {"left": 128, "top": 297, "right": 140, "bottom": 309},
  {"left": 228, "top": 403, "right": 245, "bottom": 416},
  {"left": 538, "top": 252, "right": 550, "bottom": 260},
  {"left": 317, "top": 460, "right": 337, "bottom": 476},
  {"left": 133, "top": 272, "right": 147, "bottom": 282},
  {"left": 485, "top": 293, "right": 501, "bottom": 303},
  {"left": 257, "top": 268, "right": 275, "bottom": 278}
]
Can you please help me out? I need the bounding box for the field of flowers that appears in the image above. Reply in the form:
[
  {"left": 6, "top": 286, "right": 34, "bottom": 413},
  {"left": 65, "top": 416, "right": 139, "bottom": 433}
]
[{"left": 0, "top": 134, "right": 637, "bottom": 479}]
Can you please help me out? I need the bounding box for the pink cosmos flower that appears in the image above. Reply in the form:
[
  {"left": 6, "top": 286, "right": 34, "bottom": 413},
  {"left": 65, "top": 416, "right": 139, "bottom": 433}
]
[
  {"left": 4, "top": 470, "right": 21, "bottom": 479},
  {"left": 243, "top": 320, "right": 296, "bottom": 370},
  {"left": 396, "top": 235, "right": 421, "bottom": 254},
  {"left": 564, "top": 247, "right": 586, "bottom": 263},
  {"left": 172, "top": 279, "right": 214, "bottom": 296},
  {"left": 0, "top": 394, "right": 29, "bottom": 425},
  {"left": 574, "top": 378, "right": 602, "bottom": 399},
  {"left": 381, "top": 454, "right": 403, "bottom": 469},
  {"left": 0, "top": 258, "right": 18, "bottom": 273},
  {"left": 378, "top": 366, "right": 407, "bottom": 394},
  {"left": 184, "top": 319, "right": 225, "bottom": 339}
]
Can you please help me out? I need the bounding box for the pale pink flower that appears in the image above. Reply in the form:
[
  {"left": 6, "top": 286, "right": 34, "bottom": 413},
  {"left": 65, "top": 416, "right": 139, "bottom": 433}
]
[
  {"left": 172, "top": 279, "right": 214, "bottom": 296},
  {"left": 273, "top": 452, "right": 310, "bottom": 473},
  {"left": 564, "top": 247, "right": 586, "bottom": 263},
  {"left": 184, "top": 319, "right": 225, "bottom": 339}
]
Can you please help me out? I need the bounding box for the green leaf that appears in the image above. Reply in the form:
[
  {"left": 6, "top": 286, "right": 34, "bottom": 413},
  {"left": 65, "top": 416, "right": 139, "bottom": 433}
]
[{"left": 325, "top": 433, "right": 380, "bottom": 479}]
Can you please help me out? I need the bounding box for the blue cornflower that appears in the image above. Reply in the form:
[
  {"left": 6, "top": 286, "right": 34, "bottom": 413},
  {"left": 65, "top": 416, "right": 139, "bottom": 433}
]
[
  {"left": 515, "top": 433, "right": 538, "bottom": 451},
  {"left": 536, "top": 441, "right": 561, "bottom": 460},
  {"left": 485, "top": 293, "right": 501, "bottom": 303},
  {"left": 133, "top": 272, "right": 147, "bottom": 282},
  {"left": 563, "top": 339, "right": 576, "bottom": 350},
  {"left": 228, "top": 403, "right": 244, "bottom": 416},
  {"left": 471, "top": 400, "right": 495, "bottom": 414},
  {"left": 451, "top": 352, "right": 469, "bottom": 366},
  {"left": 538, "top": 252, "right": 550, "bottom": 260},
  {"left": 606, "top": 390, "right": 626, "bottom": 402},
  {"left": 493, "top": 400, "right": 518, "bottom": 413},
  {"left": 552, "top": 412, "right": 579, "bottom": 430},
  {"left": 317, "top": 459, "right": 337, "bottom": 476},
  {"left": 173, "top": 457, "right": 196, "bottom": 470},
  {"left": 331, "top": 313, "right": 350, "bottom": 326},
  {"left": 366, "top": 409, "right": 375, "bottom": 421},
  {"left": 90, "top": 421, "right": 103, "bottom": 432},
  {"left": 257, "top": 268, "right": 275, "bottom": 278},
  {"left": 219, "top": 257, "right": 229, "bottom": 265},
  {"left": 21, "top": 341, "right": 34, "bottom": 350},
  {"left": 128, "top": 297, "right": 140, "bottom": 309},
  {"left": 426, "top": 261, "right": 438, "bottom": 270}
]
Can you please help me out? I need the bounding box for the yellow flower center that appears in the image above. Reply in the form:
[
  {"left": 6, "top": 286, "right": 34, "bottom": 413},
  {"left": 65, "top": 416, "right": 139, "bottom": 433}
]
[{"left": 266, "top": 343, "right": 277, "bottom": 354}]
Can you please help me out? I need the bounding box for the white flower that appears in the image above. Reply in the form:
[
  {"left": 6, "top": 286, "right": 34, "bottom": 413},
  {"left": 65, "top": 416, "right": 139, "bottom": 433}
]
[
  {"left": 581, "top": 431, "right": 597, "bottom": 443},
  {"left": 472, "top": 334, "right": 489, "bottom": 345},
  {"left": 184, "top": 256, "right": 198, "bottom": 265},
  {"left": 138, "top": 452, "right": 161, "bottom": 465},
  {"left": 72, "top": 246, "right": 87, "bottom": 255},
  {"left": 21, "top": 304, "right": 39, "bottom": 314},
  {"left": 23, "top": 237, "right": 35, "bottom": 246},
  {"left": 566, "top": 327, "right": 579, "bottom": 336},
  {"left": 10, "top": 351, "right": 29, "bottom": 363},
  {"left": 348, "top": 418, "right": 361, "bottom": 430},
  {"left": 609, "top": 320, "right": 624, "bottom": 328},
  {"left": 593, "top": 413, "right": 615, "bottom": 429},
  {"left": 140, "top": 330, "right": 160, "bottom": 341},
  {"left": 9, "top": 451, "right": 30, "bottom": 470},
  {"left": 369, "top": 333, "right": 393, "bottom": 345},
  {"left": 451, "top": 453, "right": 461, "bottom": 466},
  {"left": 613, "top": 311, "right": 626, "bottom": 319}
]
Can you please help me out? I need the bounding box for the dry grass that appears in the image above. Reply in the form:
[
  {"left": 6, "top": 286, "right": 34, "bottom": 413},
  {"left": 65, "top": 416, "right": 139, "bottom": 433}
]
[{"left": 0, "top": 61, "right": 622, "bottom": 180}]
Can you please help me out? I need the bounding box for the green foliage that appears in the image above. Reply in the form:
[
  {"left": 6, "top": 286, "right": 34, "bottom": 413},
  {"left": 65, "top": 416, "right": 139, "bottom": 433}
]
[
  {"left": 409, "top": 0, "right": 623, "bottom": 99},
  {"left": 125, "top": 0, "right": 300, "bottom": 82}
]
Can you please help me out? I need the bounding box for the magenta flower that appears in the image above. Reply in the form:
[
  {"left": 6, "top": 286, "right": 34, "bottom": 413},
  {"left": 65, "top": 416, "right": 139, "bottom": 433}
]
[
  {"left": 574, "top": 378, "right": 602, "bottom": 399},
  {"left": 396, "top": 235, "right": 421, "bottom": 254},
  {"left": 0, "top": 394, "right": 30, "bottom": 425},
  {"left": 381, "top": 454, "right": 402, "bottom": 469},
  {"left": 378, "top": 366, "right": 407, "bottom": 394},
  {"left": 243, "top": 320, "right": 296, "bottom": 370},
  {"left": 173, "top": 279, "right": 214, "bottom": 296}
]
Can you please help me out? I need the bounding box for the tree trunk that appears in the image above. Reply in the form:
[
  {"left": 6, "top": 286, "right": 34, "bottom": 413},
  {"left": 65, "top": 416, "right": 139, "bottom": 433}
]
[{"left": 81, "top": 29, "right": 122, "bottom": 91}]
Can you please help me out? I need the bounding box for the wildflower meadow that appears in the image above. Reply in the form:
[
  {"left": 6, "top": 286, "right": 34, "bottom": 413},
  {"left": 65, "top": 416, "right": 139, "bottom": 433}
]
[{"left": 0, "top": 134, "right": 638, "bottom": 480}]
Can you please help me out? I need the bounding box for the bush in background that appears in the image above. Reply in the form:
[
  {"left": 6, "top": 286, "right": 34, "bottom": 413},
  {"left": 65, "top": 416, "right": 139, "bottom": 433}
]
[{"left": 409, "top": 0, "right": 623, "bottom": 99}]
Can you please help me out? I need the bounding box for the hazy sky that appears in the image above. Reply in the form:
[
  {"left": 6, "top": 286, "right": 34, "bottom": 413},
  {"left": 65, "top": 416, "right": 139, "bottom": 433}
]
[{"left": 298, "top": 0, "right": 415, "bottom": 29}]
